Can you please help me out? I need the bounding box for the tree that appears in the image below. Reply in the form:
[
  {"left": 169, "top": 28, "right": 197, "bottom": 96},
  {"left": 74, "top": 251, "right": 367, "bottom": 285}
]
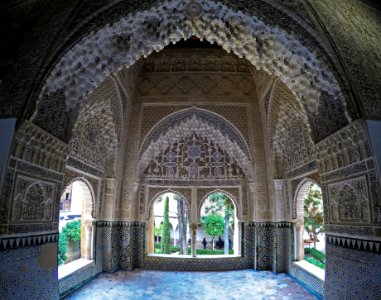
[
  {"left": 154, "top": 223, "right": 162, "bottom": 244},
  {"left": 63, "top": 220, "right": 81, "bottom": 241},
  {"left": 205, "top": 193, "right": 234, "bottom": 254},
  {"left": 204, "top": 213, "right": 224, "bottom": 250},
  {"left": 58, "top": 232, "right": 68, "bottom": 265},
  {"left": 160, "top": 196, "right": 171, "bottom": 254},
  {"left": 174, "top": 194, "right": 188, "bottom": 255},
  {"left": 304, "top": 184, "right": 324, "bottom": 248}
]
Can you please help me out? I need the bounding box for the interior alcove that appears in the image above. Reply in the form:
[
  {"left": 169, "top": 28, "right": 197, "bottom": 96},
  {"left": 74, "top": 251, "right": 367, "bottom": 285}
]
[{"left": 3, "top": 1, "right": 380, "bottom": 298}]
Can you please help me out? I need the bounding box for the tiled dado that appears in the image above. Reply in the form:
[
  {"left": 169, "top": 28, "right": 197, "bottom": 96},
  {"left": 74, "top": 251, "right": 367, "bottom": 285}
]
[
  {"left": 325, "top": 243, "right": 381, "bottom": 299},
  {"left": 96, "top": 221, "right": 294, "bottom": 272},
  {"left": 0, "top": 244, "right": 58, "bottom": 300},
  {"left": 96, "top": 221, "right": 144, "bottom": 273},
  {"left": 143, "top": 256, "right": 253, "bottom": 271},
  {"left": 143, "top": 222, "right": 255, "bottom": 271}
]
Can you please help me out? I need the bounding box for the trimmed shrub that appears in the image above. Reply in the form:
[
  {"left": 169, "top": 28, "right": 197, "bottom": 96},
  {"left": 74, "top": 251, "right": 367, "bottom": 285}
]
[{"left": 305, "top": 256, "right": 325, "bottom": 269}]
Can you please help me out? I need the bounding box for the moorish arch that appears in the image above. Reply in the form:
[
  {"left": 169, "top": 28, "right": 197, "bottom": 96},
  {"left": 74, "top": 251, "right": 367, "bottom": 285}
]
[
  {"left": 198, "top": 188, "right": 240, "bottom": 220},
  {"left": 145, "top": 188, "right": 190, "bottom": 255},
  {"left": 139, "top": 108, "right": 252, "bottom": 178},
  {"left": 146, "top": 188, "right": 191, "bottom": 220},
  {"left": 1, "top": 1, "right": 381, "bottom": 299},
  {"left": 61, "top": 176, "right": 96, "bottom": 218},
  {"left": 293, "top": 177, "right": 320, "bottom": 222},
  {"left": 32, "top": 0, "right": 350, "bottom": 137}
]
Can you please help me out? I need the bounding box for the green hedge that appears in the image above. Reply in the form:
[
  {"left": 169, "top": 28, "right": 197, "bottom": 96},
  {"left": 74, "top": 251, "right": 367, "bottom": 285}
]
[
  {"left": 305, "top": 256, "right": 325, "bottom": 269},
  {"left": 304, "top": 248, "right": 325, "bottom": 263},
  {"left": 154, "top": 244, "right": 180, "bottom": 254},
  {"left": 153, "top": 244, "right": 233, "bottom": 255},
  {"left": 189, "top": 249, "right": 234, "bottom": 255},
  {"left": 304, "top": 247, "right": 325, "bottom": 269}
]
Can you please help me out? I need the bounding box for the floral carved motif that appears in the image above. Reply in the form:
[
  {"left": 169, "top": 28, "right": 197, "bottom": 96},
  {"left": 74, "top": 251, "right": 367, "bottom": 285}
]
[
  {"left": 11, "top": 175, "right": 55, "bottom": 222},
  {"left": 144, "top": 133, "right": 244, "bottom": 180},
  {"left": 328, "top": 176, "right": 370, "bottom": 224}
]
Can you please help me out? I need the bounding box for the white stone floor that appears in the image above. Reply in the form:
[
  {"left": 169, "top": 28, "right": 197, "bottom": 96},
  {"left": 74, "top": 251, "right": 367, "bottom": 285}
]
[{"left": 65, "top": 269, "right": 319, "bottom": 300}]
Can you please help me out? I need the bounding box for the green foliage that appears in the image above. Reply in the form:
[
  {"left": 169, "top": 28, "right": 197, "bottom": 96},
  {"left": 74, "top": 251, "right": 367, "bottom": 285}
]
[
  {"left": 160, "top": 196, "right": 171, "bottom": 254},
  {"left": 58, "top": 232, "right": 68, "bottom": 266},
  {"left": 305, "top": 256, "right": 325, "bottom": 269},
  {"left": 154, "top": 244, "right": 180, "bottom": 254},
  {"left": 189, "top": 248, "right": 234, "bottom": 255},
  {"left": 304, "top": 247, "right": 326, "bottom": 269},
  {"left": 205, "top": 193, "right": 234, "bottom": 217},
  {"left": 205, "top": 193, "right": 235, "bottom": 254},
  {"left": 58, "top": 220, "right": 81, "bottom": 265},
  {"left": 153, "top": 244, "right": 234, "bottom": 255},
  {"left": 154, "top": 224, "right": 163, "bottom": 237},
  {"left": 309, "top": 248, "right": 326, "bottom": 262},
  {"left": 204, "top": 213, "right": 224, "bottom": 238},
  {"left": 304, "top": 184, "right": 324, "bottom": 247},
  {"left": 63, "top": 220, "right": 81, "bottom": 241}
]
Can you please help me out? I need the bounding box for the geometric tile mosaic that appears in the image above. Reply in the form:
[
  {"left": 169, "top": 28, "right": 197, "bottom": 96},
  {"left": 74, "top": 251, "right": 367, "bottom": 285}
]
[{"left": 65, "top": 269, "right": 320, "bottom": 300}]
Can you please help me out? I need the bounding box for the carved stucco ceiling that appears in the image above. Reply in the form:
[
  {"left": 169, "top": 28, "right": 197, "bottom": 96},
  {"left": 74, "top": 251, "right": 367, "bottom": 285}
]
[{"left": 32, "top": 0, "right": 348, "bottom": 125}]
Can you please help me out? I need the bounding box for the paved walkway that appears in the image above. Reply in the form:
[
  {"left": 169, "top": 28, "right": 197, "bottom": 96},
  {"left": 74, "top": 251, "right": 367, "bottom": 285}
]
[{"left": 65, "top": 269, "right": 318, "bottom": 300}]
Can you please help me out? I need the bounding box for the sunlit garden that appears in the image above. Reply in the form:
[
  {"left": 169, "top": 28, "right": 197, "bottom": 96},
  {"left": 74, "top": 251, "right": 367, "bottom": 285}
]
[{"left": 152, "top": 191, "right": 238, "bottom": 256}]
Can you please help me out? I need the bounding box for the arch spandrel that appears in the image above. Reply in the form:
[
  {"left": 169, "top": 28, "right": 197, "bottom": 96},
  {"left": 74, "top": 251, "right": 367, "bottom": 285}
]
[{"left": 139, "top": 108, "right": 252, "bottom": 179}]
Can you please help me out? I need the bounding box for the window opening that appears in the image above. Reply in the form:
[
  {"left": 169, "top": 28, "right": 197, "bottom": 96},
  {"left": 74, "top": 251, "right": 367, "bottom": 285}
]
[
  {"left": 199, "top": 192, "right": 239, "bottom": 256},
  {"left": 148, "top": 192, "right": 190, "bottom": 255}
]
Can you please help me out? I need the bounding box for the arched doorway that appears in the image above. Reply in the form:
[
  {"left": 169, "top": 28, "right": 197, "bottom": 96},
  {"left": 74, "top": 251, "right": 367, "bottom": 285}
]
[
  {"left": 199, "top": 191, "right": 240, "bottom": 256},
  {"left": 147, "top": 192, "right": 189, "bottom": 256},
  {"left": 294, "top": 179, "right": 325, "bottom": 269},
  {"left": 58, "top": 179, "right": 95, "bottom": 268}
]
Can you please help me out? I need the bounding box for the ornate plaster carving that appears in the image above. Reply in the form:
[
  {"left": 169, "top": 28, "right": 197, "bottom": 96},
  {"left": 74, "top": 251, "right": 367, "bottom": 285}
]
[
  {"left": 140, "top": 109, "right": 251, "bottom": 177},
  {"left": 33, "top": 0, "right": 348, "bottom": 124},
  {"left": 143, "top": 133, "right": 245, "bottom": 180},
  {"left": 11, "top": 175, "right": 55, "bottom": 222},
  {"left": 316, "top": 120, "right": 371, "bottom": 174},
  {"left": 328, "top": 176, "right": 370, "bottom": 224},
  {"left": 11, "top": 120, "right": 70, "bottom": 174}
]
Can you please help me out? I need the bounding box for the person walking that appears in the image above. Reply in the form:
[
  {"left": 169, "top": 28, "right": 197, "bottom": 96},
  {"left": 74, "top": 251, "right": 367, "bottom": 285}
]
[{"left": 202, "top": 238, "right": 207, "bottom": 249}]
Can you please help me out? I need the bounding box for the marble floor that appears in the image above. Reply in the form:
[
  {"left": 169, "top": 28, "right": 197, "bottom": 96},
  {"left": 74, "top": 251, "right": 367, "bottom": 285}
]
[{"left": 65, "top": 269, "right": 319, "bottom": 300}]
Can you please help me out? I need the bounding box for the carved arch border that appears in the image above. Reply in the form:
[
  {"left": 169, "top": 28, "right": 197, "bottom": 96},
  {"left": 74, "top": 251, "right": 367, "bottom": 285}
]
[
  {"left": 293, "top": 177, "right": 320, "bottom": 221},
  {"left": 145, "top": 187, "right": 191, "bottom": 220},
  {"left": 140, "top": 107, "right": 251, "bottom": 159},
  {"left": 62, "top": 169, "right": 98, "bottom": 219}
]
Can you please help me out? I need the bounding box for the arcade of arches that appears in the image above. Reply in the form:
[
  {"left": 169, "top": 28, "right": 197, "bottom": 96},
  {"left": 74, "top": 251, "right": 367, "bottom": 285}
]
[{"left": 0, "top": 1, "right": 380, "bottom": 299}]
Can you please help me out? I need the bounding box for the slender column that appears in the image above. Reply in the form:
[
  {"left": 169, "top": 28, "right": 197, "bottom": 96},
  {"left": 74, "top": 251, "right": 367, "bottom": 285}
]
[
  {"left": 294, "top": 221, "right": 304, "bottom": 261},
  {"left": 190, "top": 222, "right": 197, "bottom": 257}
]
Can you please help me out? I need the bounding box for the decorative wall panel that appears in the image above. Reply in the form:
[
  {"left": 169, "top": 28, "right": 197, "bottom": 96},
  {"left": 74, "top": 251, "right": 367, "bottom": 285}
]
[
  {"left": 11, "top": 175, "right": 55, "bottom": 222},
  {"left": 328, "top": 176, "right": 370, "bottom": 224}
]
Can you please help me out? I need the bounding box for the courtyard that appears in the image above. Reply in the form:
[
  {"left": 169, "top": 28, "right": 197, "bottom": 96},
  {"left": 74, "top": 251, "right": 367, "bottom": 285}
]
[{"left": 65, "top": 269, "right": 319, "bottom": 300}]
